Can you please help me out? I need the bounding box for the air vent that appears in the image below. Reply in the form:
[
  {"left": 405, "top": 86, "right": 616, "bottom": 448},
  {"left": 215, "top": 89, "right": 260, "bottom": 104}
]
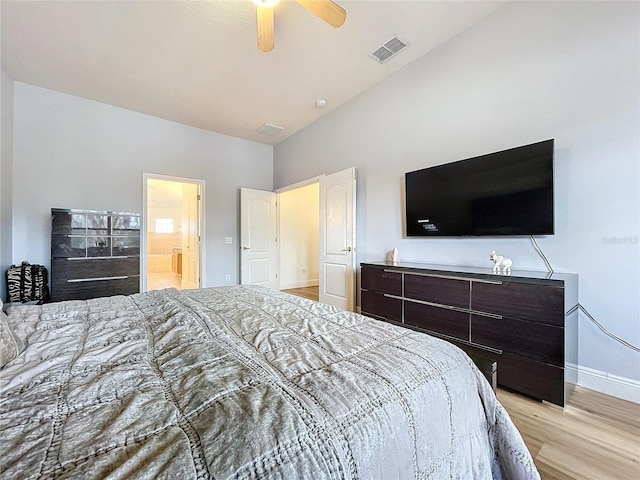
[
  {"left": 369, "top": 35, "right": 408, "bottom": 64},
  {"left": 256, "top": 123, "right": 284, "bottom": 136}
]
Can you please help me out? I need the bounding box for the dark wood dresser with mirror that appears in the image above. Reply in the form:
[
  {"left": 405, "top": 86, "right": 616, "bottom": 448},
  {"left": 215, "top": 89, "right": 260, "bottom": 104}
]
[
  {"left": 360, "top": 261, "right": 578, "bottom": 407},
  {"left": 51, "top": 208, "right": 141, "bottom": 302}
]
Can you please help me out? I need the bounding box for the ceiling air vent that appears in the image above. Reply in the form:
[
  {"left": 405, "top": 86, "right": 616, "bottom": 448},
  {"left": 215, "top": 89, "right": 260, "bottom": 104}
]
[
  {"left": 369, "top": 35, "right": 408, "bottom": 64},
  {"left": 256, "top": 123, "right": 284, "bottom": 136}
]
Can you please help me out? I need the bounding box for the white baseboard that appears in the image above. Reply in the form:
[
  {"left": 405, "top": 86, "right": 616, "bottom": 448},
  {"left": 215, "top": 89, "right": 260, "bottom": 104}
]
[
  {"left": 280, "top": 279, "right": 319, "bottom": 290},
  {"left": 566, "top": 363, "right": 640, "bottom": 404}
]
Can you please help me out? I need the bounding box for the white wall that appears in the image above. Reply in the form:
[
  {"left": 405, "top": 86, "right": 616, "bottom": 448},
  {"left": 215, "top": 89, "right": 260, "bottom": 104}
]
[
  {"left": 279, "top": 183, "right": 319, "bottom": 289},
  {"left": 274, "top": 2, "right": 640, "bottom": 397},
  {"left": 0, "top": 70, "right": 15, "bottom": 301},
  {"left": 11, "top": 82, "right": 273, "bottom": 286}
]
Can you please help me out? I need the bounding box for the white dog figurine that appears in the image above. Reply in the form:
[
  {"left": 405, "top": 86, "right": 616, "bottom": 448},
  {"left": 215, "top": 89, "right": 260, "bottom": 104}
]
[{"left": 490, "top": 250, "right": 512, "bottom": 274}]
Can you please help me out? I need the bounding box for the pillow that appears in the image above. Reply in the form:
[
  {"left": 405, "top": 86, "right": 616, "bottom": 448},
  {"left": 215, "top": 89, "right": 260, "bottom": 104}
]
[{"left": 0, "top": 299, "right": 23, "bottom": 368}]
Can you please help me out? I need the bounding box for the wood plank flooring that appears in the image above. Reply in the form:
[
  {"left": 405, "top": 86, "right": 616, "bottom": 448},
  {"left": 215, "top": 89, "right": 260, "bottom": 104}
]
[
  {"left": 498, "top": 386, "right": 639, "bottom": 479},
  {"left": 281, "top": 285, "right": 319, "bottom": 301},
  {"left": 282, "top": 285, "right": 639, "bottom": 479}
]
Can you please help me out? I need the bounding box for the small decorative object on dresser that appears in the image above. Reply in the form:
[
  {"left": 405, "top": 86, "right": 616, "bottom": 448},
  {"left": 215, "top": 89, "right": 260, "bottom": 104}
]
[
  {"left": 390, "top": 247, "right": 399, "bottom": 264},
  {"left": 490, "top": 250, "right": 513, "bottom": 274}
]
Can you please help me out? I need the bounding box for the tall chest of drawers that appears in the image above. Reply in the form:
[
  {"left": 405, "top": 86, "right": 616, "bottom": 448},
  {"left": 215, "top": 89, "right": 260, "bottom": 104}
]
[
  {"left": 360, "top": 261, "right": 578, "bottom": 407},
  {"left": 51, "top": 208, "right": 141, "bottom": 301}
]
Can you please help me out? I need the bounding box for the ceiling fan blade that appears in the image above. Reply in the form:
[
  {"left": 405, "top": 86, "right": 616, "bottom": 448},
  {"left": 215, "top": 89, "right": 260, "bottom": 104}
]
[
  {"left": 256, "top": 6, "right": 275, "bottom": 52},
  {"left": 295, "top": 0, "right": 346, "bottom": 28}
]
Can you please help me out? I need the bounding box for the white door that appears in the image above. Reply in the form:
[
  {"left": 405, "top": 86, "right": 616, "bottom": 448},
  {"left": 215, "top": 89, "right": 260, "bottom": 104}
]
[
  {"left": 240, "top": 188, "right": 278, "bottom": 289},
  {"left": 181, "top": 183, "right": 201, "bottom": 289},
  {"left": 319, "top": 167, "right": 356, "bottom": 310}
]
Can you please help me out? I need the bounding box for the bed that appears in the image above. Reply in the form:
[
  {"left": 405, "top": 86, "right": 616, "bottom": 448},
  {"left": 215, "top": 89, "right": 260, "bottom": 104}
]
[{"left": 0, "top": 285, "right": 539, "bottom": 479}]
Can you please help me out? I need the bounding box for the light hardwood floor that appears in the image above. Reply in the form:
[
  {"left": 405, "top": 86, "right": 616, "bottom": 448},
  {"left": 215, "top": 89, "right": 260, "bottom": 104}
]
[
  {"left": 282, "top": 286, "right": 639, "bottom": 479},
  {"left": 498, "top": 386, "right": 640, "bottom": 479},
  {"left": 281, "top": 285, "right": 319, "bottom": 301}
]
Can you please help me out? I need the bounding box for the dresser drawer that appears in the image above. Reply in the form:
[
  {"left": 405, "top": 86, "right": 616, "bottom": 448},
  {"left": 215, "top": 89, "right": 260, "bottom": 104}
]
[
  {"left": 471, "top": 281, "right": 564, "bottom": 325},
  {"left": 361, "top": 266, "right": 402, "bottom": 295},
  {"left": 52, "top": 257, "right": 139, "bottom": 280},
  {"left": 51, "top": 211, "right": 87, "bottom": 235},
  {"left": 498, "top": 353, "right": 565, "bottom": 406},
  {"left": 404, "top": 274, "right": 470, "bottom": 309},
  {"left": 52, "top": 275, "right": 140, "bottom": 302},
  {"left": 404, "top": 301, "right": 469, "bottom": 341},
  {"left": 112, "top": 236, "right": 140, "bottom": 256},
  {"left": 471, "top": 314, "right": 563, "bottom": 366},
  {"left": 361, "top": 290, "right": 402, "bottom": 322},
  {"left": 51, "top": 234, "right": 93, "bottom": 258}
]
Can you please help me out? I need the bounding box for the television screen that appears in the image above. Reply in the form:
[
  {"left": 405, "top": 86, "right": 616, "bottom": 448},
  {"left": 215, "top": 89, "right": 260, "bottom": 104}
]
[{"left": 405, "top": 139, "right": 554, "bottom": 236}]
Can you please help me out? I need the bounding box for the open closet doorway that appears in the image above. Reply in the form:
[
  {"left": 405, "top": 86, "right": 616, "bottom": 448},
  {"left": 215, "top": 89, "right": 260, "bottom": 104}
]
[
  {"left": 143, "top": 174, "right": 204, "bottom": 292},
  {"left": 275, "top": 167, "right": 356, "bottom": 310},
  {"left": 241, "top": 167, "right": 356, "bottom": 310},
  {"left": 278, "top": 182, "right": 320, "bottom": 301}
]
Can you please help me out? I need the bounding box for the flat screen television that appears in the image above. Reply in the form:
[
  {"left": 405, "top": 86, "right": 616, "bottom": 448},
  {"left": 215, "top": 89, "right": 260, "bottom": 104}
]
[{"left": 405, "top": 139, "right": 554, "bottom": 236}]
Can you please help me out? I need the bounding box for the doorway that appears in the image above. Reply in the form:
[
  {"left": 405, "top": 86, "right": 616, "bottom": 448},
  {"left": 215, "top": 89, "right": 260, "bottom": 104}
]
[
  {"left": 278, "top": 182, "right": 320, "bottom": 299},
  {"left": 241, "top": 167, "right": 356, "bottom": 310},
  {"left": 143, "top": 174, "right": 204, "bottom": 292}
]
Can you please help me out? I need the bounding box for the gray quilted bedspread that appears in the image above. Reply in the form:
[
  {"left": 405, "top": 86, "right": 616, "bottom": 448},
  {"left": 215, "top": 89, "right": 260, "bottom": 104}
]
[{"left": 0, "top": 285, "right": 539, "bottom": 479}]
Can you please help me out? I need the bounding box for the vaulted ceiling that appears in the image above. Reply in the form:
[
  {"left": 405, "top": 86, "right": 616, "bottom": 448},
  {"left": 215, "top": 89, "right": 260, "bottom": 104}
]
[{"left": 1, "top": 1, "right": 505, "bottom": 145}]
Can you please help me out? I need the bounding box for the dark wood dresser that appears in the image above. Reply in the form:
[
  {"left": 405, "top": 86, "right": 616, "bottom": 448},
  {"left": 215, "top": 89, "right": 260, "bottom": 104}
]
[
  {"left": 51, "top": 208, "right": 140, "bottom": 302},
  {"left": 360, "top": 261, "right": 578, "bottom": 407}
]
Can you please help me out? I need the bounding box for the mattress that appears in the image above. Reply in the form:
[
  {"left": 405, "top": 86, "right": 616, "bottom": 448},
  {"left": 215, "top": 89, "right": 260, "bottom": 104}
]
[{"left": 0, "top": 285, "right": 539, "bottom": 479}]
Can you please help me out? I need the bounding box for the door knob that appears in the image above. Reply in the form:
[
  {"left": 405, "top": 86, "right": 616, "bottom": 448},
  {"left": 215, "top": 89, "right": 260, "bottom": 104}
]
[
  {"left": 342, "top": 246, "right": 352, "bottom": 252},
  {"left": 242, "top": 246, "right": 251, "bottom": 250}
]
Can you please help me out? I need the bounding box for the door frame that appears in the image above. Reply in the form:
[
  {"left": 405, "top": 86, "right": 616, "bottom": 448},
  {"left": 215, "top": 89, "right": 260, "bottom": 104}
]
[
  {"left": 142, "top": 173, "right": 206, "bottom": 292},
  {"left": 274, "top": 175, "right": 324, "bottom": 195},
  {"left": 275, "top": 170, "right": 356, "bottom": 311},
  {"left": 241, "top": 168, "right": 356, "bottom": 310},
  {"left": 275, "top": 175, "right": 323, "bottom": 292}
]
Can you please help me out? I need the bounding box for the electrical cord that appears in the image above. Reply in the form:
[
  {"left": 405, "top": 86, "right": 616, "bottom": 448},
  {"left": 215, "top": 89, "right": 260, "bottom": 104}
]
[
  {"left": 530, "top": 235, "right": 640, "bottom": 353},
  {"left": 566, "top": 304, "right": 640, "bottom": 353},
  {"left": 530, "top": 235, "right": 554, "bottom": 274}
]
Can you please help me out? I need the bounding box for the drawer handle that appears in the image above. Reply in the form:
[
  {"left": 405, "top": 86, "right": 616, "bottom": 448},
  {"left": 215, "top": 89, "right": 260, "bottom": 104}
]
[
  {"left": 383, "top": 293, "right": 403, "bottom": 300},
  {"left": 423, "top": 330, "right": 503, "bottom": 355},
  {"left": 470, "top": 310, "right": 503, "bottom": 320},
  {"left": 395, "top": 271, "right": 470, "bottom": 282},
  {"left": 67, "top": 276, "right": 128, "bottom": 283},
  {"left": 383, "top": 269, "right": 504, "bottom": 285},
  {"left": 67, "top": 256, "right": 129, "bottom": 260},
  {"left": 471, "top": 279, "right": 503, "bottom": 285},
  {"left": 404, "top": 297, "right": 470, "bottom": 313}
]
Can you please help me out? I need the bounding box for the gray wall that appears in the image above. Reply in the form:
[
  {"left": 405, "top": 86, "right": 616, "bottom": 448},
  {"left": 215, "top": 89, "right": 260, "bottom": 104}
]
[
  {"left": 9, "top": 82, "right": 273, "bottom": 287},
  {"left": 1, "top": 70, "right": 15, "bottom": 301},
  {"left": 274, "top": 2, "right": 640, "bottom": 390}
]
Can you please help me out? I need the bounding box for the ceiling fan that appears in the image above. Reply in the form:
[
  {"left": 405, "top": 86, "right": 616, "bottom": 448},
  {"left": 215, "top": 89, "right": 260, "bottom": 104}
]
[{"left": 253, "top": 0, "right": 347, "bottom": 52}]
